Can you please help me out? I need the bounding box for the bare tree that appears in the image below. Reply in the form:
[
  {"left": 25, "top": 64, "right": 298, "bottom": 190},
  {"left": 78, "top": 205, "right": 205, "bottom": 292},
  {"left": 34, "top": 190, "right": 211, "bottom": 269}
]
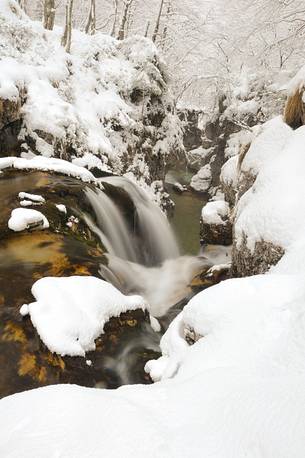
[
  {"left": 152, "top": 0, "right": 164, "bottom": 43},
  {"left": 118, "top": 0, "right": 134, "bottom": 40},
  {"left": 144, "top": 20, "right": 150, "bottom": 38},
  {"left": 43, "top": 0, "right": 56, "bottom": 30},
  {"left": 110, "top": 0, "right": 118, "bottom": 36},
  {"left": 85, "top": 0, "right": 96, "bottom": 35},
  {"left": 18, "top": 0, "right": 27, "bottom": 11},
  {"left": 61, "top": 0, "right": 74, "bottom": 53}
]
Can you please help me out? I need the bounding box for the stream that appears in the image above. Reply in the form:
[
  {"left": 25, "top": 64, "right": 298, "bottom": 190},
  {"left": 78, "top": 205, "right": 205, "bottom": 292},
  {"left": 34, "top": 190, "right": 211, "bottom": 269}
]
[{"left": 0, "top": 166, "right": 230, "bottom": 397}]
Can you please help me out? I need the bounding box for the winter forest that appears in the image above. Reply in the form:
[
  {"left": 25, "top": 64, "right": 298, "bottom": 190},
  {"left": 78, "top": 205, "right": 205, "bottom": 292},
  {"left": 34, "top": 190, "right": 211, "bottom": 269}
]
[{"left": 1, "top": 0, "right": 305, "bottom": 456}]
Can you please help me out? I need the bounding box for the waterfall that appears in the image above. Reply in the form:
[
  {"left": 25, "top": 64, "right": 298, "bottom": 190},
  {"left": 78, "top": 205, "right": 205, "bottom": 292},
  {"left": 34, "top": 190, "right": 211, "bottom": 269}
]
[
  {"left": 100, "top": 176, "right": 179, "bottom": 264},
  {"left": 85, "top": 187, "right": 138, "bottom": 262},
  {"left": 84, "top": 176, "right": 211, "bottom": 317},
  {"left": 86, "top": 176, "right": 179, "bottom": 266}
]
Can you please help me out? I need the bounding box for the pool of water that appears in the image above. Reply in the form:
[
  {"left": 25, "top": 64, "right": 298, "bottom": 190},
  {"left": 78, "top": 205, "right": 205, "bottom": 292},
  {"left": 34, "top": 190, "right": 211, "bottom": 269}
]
[{"left": 166, "top": 168, "right": 208, "bottom": 256}]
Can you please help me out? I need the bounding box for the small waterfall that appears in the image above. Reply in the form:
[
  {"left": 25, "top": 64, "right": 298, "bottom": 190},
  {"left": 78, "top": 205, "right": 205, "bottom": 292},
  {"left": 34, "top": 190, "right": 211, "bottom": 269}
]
[
  {"left": 100, "top": 176, "right": 179, "bottom": 264},
  {"left": 84, "top": 176, "right": 211, "bottom": 317},
  {"left": 85, "top": 187, "right": 138, "bottom": 262}
]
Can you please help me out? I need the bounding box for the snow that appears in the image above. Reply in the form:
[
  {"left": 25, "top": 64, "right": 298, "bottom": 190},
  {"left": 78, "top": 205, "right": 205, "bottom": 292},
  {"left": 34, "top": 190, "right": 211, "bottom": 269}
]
[
  {"left": 56, "top": 204, "right": 67, "bottom": 214},
  {"left": 286, "top": 63, "right": 305, "bottom": 96},
  {"left": 0, "top": 156, "right": 95, "bottom": 182},
  {"left": 235, "top": 119, "right": 304, "bottom": 252},
  {"left": 0, "top": 6, "right": 182, "bottom": 181},
  {"left": 190, "top": 164, "right": 212, "bottom": 192},
  {"left": 8, "top": 208, "right": 49, "bottom": 232},
  {"left": 220, "top": 154, "right": 239, "bottom": 188},
  {"left": 19, "top": 276, "right": 147, "bottom": 357},
  {"left": 201, "top": 200, "right": 229, "bottom": 225},
  {"left": 18, "top": 191, "right": 45, "bottom": 203},
  {"left": 3, "top": 273, "right": 305, "bottom": 457}
]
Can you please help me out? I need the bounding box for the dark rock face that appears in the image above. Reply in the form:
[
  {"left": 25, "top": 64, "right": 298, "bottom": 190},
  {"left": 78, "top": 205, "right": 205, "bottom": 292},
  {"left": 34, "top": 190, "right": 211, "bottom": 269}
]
[
  {"left": 0, "top": 95, "right": 25, "bottom": 156},
  {"left": 179, "top": 109, "right": 204, "bottom": 151},
  {"left": 231, "top": 238, "right": 284, "bottom": 277},
  {"left": 0, "top": 170, "right": 160, "bottom": 398},
  {"left": 200, "top": 218, "right": 232, "bottom": 246}
]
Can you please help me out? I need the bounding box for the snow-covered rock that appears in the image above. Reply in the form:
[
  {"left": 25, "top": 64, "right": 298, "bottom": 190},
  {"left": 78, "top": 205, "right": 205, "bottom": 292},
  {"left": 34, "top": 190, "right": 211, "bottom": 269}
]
[
  {"left": 20, "top": 276, "right": 147, "bottom": 357},
  {"left": 190, "top": 164, "right": 212, "bottom": 192},
  {"left": 200, "top": 200, "right": 232, "bottom": 245},
  {"left": 8, "top": 208, "right": 49, "bottom": 231},
  {"left": 0, "top": 156, "right": 95, "bottom": 182}
]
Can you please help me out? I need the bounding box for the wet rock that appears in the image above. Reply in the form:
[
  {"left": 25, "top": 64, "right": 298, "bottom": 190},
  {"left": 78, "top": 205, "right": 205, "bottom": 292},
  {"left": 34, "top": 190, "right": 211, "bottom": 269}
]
[
  {"left": 172, "top": 182, "right": 187, "bottom": 193},
  {"left": 0, "top": 308, "right": 160, "bottom": 397},
  {"left": 190, "top": 263, "right": 231, "bottom": 293}
]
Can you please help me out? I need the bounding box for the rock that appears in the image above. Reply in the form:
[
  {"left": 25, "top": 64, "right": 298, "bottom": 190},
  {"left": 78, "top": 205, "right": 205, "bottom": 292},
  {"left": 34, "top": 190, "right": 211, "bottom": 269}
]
[
  {"left": 232, "top": 237, "right": 284, "bottom": 277},
  {"left": 190, "top": 164, "right": 212, "bottom": 193},
  {"left": 172, "top": 182, "right": 187, "bottom": 193},
  {"left": 186, "top": 146, "right": 214, "bottom": 172},
  {"left": 200, "top": 200, "right": 232, "bottom": 245}
]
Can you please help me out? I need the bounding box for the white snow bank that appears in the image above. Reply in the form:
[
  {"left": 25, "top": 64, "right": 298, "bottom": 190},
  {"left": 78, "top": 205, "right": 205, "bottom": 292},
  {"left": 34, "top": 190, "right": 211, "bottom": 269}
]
[
  {"left": 235, "top": 119, "right": 305, "bottom": 252},
  {"left": 20, "top": 276, "right": 147, "bottom": 357},
  {"left": 8, "top": 208, "right": 49, "bottom": 232},
  {"left": 146, "top": 273, "right": 305, "bottom": 382},
  {"left": 0, "top": 156, "right": 95, "bottom": 182},
  {"left": 201, "top": 200, "right": 229, "bottom": 225},
  {"left": 3, "top": 273, "right": 305, "bottom": 457}
]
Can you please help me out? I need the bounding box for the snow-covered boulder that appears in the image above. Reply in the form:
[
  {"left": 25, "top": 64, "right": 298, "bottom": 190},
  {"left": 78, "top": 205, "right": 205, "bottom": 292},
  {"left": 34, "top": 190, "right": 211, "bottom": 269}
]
[
  {"left": 231, "top": 117, "right": 305, "bottom": 276},
  {"left": 200, "top": 200, "right": 232, "bottom": 245},
  {"left": 190, "top": 164, "right": 212, "bottom": 193},
  {"left": 20, "top": 276, "right": 147, "bottom": 357},
  {"left": 8, "top": 208, "right": 49, "bottom": 231},
  {"left": 186, "top": 145, "right": 214, "bottom": 172}
]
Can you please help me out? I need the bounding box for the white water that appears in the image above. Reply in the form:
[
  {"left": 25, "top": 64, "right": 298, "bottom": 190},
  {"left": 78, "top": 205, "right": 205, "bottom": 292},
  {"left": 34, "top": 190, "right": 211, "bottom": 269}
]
[{"left": 85, "top": 176, "right": 211, "bottom": 317}]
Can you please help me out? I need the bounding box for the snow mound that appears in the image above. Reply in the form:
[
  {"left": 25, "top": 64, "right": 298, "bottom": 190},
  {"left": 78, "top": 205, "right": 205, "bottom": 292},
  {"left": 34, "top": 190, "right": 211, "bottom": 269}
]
[
  {"left": 18, "top": 191, "right": 45, "bottom": 203},
  {"left": 235, "top": 119, "right": 305, "bottom": 252},
  {"left": 3, "top": 273, "right": 305, "bottom": 457},
  {"left": 0, "top": 156, "right": 95, "bottom": 182},
  {"left": 201, "top": 200, "right": 229, "bottom": 225},
  {"left": 8, "top": 208, "right": 49, "bottom": 231},
  {"left": 20, "top": 276, "right": 147, "bottom": 357}
]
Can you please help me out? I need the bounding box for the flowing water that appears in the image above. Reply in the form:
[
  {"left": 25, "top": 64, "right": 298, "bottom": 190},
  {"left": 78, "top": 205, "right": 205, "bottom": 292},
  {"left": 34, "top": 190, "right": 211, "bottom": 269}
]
[
  {"left": 84, "top": 176, "right": 211, "bottom": 319},
  {"left": 0, "top": 169, "right": 228, "bottom": 394}
]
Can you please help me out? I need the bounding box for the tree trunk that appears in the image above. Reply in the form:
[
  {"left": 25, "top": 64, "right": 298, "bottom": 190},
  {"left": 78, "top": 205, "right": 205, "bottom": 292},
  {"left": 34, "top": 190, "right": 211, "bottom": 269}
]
[
  {"left": 110, "top": 0, "right": 118, "bottom": 37},
  {"left": 152, "top": 0, "right": 165, "bottom": 43},
  {"left": 43, "top": 0, "right": 56, "bottom": 31},
  {"left": 61, "top": 0, "right": 74, "bottom": 53},
  {"left": 85, "top": 0, "right": 96, "bottom": 35},
  {"left": 118, "top": 0, "right": 134, "bottom": 40}
]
